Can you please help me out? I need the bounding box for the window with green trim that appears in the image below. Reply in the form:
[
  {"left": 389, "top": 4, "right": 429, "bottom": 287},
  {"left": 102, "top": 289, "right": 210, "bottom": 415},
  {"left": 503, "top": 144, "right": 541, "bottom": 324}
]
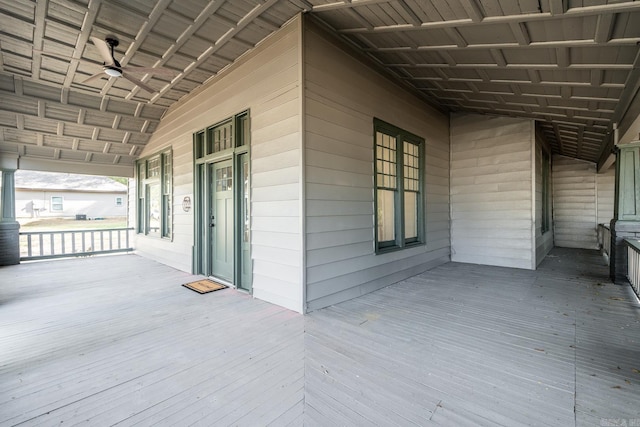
[
  {"left": 137, "top": 149, "right": 172, "bottom": 238},
  {"left": 374, "top": 119, "right": 424, "bottom": 252}
]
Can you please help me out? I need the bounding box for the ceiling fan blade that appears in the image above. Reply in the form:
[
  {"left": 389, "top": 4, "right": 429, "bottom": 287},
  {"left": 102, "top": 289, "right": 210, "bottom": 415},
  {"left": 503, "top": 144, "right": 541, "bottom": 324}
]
[
  {"left": 90, "top": 36, "right": 115, "bottom": 66},
  {"left": 122, "top": 65, "right": 177, "bottom": 76},
  {"left": 122, "top": 72, "right": 155, "bottom": 93},
  {"left": 82, "top": 72, "right": 105, "bottom": 84}
]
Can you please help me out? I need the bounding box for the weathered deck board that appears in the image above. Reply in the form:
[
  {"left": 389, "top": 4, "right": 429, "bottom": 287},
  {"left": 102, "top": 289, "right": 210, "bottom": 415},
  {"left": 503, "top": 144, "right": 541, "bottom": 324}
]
[
  {"left": 305, "top": 248, "right": 640, "bottom": 426},
  {"left": 1, "top": 248, "right": 638, "bottom": 426},
  {"left": 0, "top": 255, "right": 304, "bottom": 426}
]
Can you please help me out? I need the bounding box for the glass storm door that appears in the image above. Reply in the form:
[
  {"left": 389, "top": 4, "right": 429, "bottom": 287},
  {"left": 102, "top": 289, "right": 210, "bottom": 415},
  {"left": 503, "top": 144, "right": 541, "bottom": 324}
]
[{"left": 209, "top": 160, "right": 234, "bottom": 281}]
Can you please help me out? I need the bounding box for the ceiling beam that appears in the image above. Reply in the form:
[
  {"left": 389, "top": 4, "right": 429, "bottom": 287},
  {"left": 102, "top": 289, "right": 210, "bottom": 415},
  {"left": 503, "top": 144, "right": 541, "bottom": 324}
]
[
  {"left": 30, "top": 0, "right": 48, "bottom": 79},
  {"left": 149, "top": 0, "right": 280, "bottom": 104},
  {"left": 126, "top": 0, "right": 227, "bottom": 100},
  {"left": 594, "top": 13, "right": 614, "bottom": 44},
  {"left": 311, "top": 0, "right": 391, "bottom": 12},
  {"left": 361, "top": 37, "right": 640, "bottom": 52},
  {"left": 334, "top": 2, "right": 640, "bottom": 34},
  {"left": 386, "top": 62, "right": 631, "bottom": 71},
  {"left": 460, "top": 0, "right": 484, "bottom": 23},
  {"left": 62, "top": 0, "right": 101, "bottom": 88},
  {"left": 0, "top": 93, "right": 153, "bottom": 140},
  {"left": 549, "top": 0, "right": 566, "bottom": 16},
  {"left": 0, "top": 128, "right": 137, "bottom": 159},
  {"left": 396, "top": 0, "right": 421, "bottom": 26}
]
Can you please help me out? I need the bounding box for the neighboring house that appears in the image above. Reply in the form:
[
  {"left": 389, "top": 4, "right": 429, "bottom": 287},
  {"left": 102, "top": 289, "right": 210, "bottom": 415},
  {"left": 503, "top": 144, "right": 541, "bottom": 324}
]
[
  {"left": 130, "top": 16, "right": 618, "bottom": 313},
  {"left": 15, "top": 170, "right": 127, "bottom": 219}
]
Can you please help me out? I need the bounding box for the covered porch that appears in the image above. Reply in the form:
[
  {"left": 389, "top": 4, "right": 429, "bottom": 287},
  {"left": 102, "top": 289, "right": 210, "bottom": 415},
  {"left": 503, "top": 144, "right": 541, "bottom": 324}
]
[{"left": 1, "top": 248, "right": 638, "bottom": 426}]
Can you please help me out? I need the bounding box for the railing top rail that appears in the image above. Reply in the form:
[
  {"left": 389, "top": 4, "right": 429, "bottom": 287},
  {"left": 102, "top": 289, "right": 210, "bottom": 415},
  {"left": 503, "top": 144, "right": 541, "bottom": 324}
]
[
  {"left": 624, "top": 238, "right": 640, "bottom": 252},
  {"left": 19, "top": 227, "right": 134, "bottom": 236}
]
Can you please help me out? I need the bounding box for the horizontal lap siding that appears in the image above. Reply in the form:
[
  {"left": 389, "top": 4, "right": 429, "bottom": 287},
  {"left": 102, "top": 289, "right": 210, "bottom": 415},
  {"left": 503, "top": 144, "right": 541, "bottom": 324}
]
[
  {"left": 451, "top": 113, "right": 534, "bottom": 270},
  {"left": 133, "top": 19, "right": 302, "bottom": 311},
  {"left": 552, "top": 155, "right": 598, "bottom": 249},
  {"left": 304, "top": 21, "right": 450, "bottom": 311},
  {"left": 596, "top": 167, "right": 615, "bottom": 226}
]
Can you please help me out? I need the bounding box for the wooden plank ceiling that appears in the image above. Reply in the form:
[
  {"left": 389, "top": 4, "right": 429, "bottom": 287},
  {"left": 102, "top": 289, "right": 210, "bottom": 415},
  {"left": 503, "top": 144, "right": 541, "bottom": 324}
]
[{"left": 1, "top": 0, "right": 639, "bottom": 172}]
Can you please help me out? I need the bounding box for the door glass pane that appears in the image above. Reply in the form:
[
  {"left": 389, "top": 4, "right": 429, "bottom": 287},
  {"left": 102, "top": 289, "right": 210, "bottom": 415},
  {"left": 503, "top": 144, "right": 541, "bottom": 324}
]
[
  {"left": 242, "top": 158, "right": 249, "bottom": 243},
  {"left": 216, "top": 166, "right": 232, "bottom": 191},
  {"left": 377, "top": 189, "right": 395, "bottom": 243},
  {"left": 404, "top": 191, "right": 417, "bottom": 240}
]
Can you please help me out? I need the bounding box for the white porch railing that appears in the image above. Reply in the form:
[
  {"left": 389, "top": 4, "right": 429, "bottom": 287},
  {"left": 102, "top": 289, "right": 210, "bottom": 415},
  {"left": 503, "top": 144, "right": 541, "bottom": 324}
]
[
  {"left": 597, "top": 223, "right": 611, "bottom": 264},
  {"left": 19, "top": 228, "right": 134, "bottom": 261},
  {"left": 626, "top": 239, "right": 640, "bottom": 299}
]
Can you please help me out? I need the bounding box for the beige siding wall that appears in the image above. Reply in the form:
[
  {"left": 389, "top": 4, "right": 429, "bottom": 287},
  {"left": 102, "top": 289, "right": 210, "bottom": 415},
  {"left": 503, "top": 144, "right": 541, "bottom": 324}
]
[
  {"left": 450, "top": 113, "right": 535, "bottom": 270},
  {"left": 132, "top": 18, "right": 303, "bottom": 312},
  {"left": 596, "top": 166, "right": 615, "bottom": 226},
  {"left": 534, "top": 128, "right": 554, "bottom": 265},
  {"left": 552, "top": 155, "right": 598, "bottom": 249},
  {"left": 304, "top": 20, "right": 451, "bottom": 311}
]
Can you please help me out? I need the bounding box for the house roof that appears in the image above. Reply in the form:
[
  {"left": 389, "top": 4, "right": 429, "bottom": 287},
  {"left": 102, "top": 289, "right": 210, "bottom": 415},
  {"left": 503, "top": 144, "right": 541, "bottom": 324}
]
[
  {"left": 14, "top": 170, "right": 127, "bottom": 193},
  {"left": 0, "top": 0, "right": 639, "bottom": 174}
]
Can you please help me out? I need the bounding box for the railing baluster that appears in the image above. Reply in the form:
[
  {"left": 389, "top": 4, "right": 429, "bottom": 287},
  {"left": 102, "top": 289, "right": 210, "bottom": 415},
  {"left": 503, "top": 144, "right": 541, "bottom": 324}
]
[
  {"left": 624, "top": 239, "right": 640, "bottom": 299},
  {"left": 18, "top": 227, "right": 133, "bottom": 261}
]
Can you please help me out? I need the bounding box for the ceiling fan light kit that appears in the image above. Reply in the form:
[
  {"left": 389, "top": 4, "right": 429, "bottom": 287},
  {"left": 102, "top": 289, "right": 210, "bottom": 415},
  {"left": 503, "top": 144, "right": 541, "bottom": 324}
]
[{"left": 104, "top": 67, "right": 122, "bottom": 77}]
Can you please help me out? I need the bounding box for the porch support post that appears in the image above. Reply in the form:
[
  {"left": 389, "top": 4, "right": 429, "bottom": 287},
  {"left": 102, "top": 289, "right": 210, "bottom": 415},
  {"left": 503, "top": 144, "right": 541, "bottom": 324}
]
[
  {"left": 0, "top": 155, "right": 20, "bottom": 265},
  {"left": 610, "top": 142, "right": 640, "bottom": 283}
]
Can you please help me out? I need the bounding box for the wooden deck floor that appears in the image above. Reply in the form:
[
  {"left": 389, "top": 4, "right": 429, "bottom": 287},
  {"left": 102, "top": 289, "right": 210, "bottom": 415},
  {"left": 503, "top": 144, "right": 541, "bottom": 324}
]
[
  {"left": 1, "top": 248, "right": 639, "bottom": 426},
  {"left": 0, "top": 255, "right": 304, "bottom": 426},
  {"left": 306, "top": 248, "right": 640, "bottom": 426}
]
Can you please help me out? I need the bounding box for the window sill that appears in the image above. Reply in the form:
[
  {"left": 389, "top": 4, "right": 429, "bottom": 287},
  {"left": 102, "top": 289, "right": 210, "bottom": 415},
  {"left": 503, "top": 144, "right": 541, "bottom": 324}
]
[{"left": 376, "top": 241, "right": 425, "bottom": 255}]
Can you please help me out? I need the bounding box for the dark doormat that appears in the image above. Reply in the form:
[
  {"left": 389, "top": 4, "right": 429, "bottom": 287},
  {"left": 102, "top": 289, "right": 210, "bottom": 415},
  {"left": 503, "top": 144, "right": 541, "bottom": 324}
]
[{"left": 182, "top": 279, "right": 228, "bottom": 294}]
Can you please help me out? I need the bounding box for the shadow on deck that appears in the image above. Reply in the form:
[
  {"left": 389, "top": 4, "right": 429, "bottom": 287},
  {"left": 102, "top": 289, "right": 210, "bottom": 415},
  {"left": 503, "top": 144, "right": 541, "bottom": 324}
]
[{"left": 0, "top": 248, "right": 638, "bottom": 426}]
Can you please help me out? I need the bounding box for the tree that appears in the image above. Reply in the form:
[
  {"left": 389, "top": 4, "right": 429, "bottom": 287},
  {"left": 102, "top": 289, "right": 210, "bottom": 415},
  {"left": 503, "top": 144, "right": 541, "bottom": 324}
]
[{"left": 109, "top": 176, "right": 129, "bottom": 185}]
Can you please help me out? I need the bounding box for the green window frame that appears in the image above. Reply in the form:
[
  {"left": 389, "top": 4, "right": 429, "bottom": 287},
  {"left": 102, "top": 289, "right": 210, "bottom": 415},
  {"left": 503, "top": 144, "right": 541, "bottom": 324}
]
[
  {"left": 541, "top": 149, "right": 551, "bottom": 234},
  {"left": 374, "top": 119, "right": 425, "bottom": 253},
  {"left": 137, "top": 148, "right": 172, "bottom": 239}
]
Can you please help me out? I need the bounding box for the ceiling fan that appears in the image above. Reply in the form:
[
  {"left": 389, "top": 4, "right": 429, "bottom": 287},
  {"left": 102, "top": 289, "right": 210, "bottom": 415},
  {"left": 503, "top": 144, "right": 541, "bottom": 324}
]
[
  {"left": 36, "top": 36, "right": 176, "bottom": 93},
  {"left": 81, "top": 36, "right": 175, "bottom": 93}
]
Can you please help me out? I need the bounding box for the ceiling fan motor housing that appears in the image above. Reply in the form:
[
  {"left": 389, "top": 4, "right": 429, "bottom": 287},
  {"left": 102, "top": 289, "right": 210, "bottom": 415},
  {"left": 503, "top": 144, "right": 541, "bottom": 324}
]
[{"left": 104, "top": 66, "right": 122, "bottom": 77}]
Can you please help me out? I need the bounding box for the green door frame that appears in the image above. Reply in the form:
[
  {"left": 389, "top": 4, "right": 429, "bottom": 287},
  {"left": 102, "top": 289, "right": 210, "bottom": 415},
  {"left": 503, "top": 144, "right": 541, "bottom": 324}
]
[{"left": 193, "top": 111, "right": 252, "bottom": 291}]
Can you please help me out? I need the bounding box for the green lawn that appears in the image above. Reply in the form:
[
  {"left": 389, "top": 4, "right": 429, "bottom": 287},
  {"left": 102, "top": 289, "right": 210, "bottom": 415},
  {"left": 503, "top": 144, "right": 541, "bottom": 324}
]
[{"left": 20, "top": 217, "right": 129, "bottom": 231}]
